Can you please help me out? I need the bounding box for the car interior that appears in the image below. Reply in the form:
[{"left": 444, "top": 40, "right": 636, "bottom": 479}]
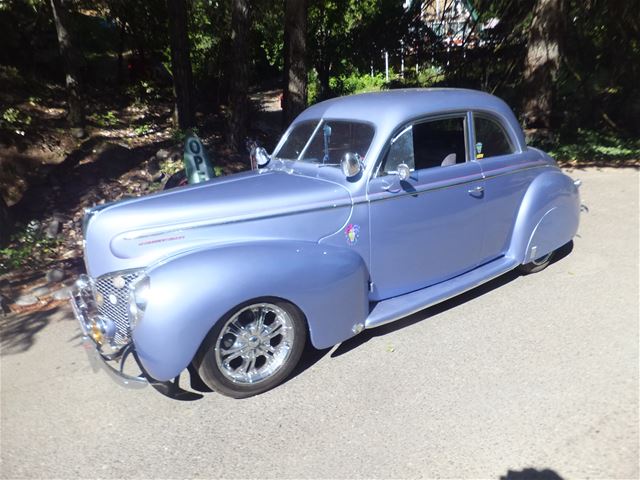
[{"left": 412, "top": 118, "right": 467, "bottom": 169}]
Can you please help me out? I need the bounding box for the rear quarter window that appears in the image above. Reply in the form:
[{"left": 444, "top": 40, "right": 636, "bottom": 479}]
[{"left": 474, "top": 115, "right": 514, "bottom": 159}]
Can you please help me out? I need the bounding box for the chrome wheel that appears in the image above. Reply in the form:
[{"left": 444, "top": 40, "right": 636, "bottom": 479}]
[
  {"left": 519, "top": 249, "right": 555, "bottom": 274},
  {"left": 531, "top": 252, "right": 553, "bottom": 266},
  {"left": 214, "top": 302, "right": 295, "bottom": 384}
]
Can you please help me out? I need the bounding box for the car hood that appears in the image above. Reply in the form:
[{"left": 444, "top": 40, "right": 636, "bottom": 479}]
[{"left": 84, "top": 170, "right": 353, "bottom": 277}]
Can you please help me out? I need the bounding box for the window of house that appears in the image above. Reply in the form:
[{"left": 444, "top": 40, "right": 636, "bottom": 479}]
[
  {"left": 381, "top": 116, "right": 467, "bottom": 175},
  {"left": 473, "top": 115, "right": 514, "bottom": 159}
]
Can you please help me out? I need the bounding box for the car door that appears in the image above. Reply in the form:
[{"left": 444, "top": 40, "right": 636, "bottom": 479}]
[
  {"left": 367, "top": 113, "right": 486, "bottom": 301},
  {"left": 471, "top": 113, "right": 539, "bottom": 264}
]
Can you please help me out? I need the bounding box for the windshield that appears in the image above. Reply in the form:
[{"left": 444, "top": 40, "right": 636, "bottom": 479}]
[{"left": 274, "top": 120, "right": 375, "bottom": 165}]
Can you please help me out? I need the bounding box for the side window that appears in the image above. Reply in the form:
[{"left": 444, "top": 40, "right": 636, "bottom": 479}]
[
  {"left": 381, "top": 116, "right": 467, "bottom": 175},
  {"left": 474, "top": 116, "right": 514, "bottom": 159},
  {"left": 383, "top": 126, "right": 415, "bottom": 175}
]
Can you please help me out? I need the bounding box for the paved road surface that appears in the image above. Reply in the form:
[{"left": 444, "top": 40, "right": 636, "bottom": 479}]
[{"left": 1, "top": 168, "right": 638, "bottom": 479}]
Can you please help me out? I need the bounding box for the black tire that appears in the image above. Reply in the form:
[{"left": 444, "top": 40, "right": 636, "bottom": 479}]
[
  {"left": 193, "top": 298, "right": 307, "bottom": 398},
  {"left": 163, "top": 170, "right": 188, "bottom": 190},
  {"left": 519, "top": 250, "right": 554, "bottom": 274}
]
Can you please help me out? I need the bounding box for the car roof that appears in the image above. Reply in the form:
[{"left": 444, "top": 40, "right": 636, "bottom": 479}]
[{"left": 294, "top": 88, "right": 526, "bottom": 149}]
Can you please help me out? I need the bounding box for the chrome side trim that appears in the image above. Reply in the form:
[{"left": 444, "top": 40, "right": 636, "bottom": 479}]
[
  {"left": 120, "top": 199, "right": 354, "bottom": 241},
  {"left": 122, "top": 162, "right": 551, "bottom": 241},
  {"left": 367, "top": 175, "right": 483, "bottom": 204}
]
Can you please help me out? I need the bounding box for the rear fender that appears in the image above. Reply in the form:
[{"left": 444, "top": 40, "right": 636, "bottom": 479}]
[
  {"left": 133, "top": 241, "right": 369, "bottom": 381},
  {"left": 508, "top": 169, "right": 580, "bottom": 263}
]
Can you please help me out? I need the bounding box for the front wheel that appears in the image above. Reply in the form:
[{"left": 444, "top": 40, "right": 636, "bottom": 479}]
[
  {"left": 193, "top": 299, "right": 307, "bottom": 398},
  {"left": 519, "top": 250, "right": 554, "bottom": 274}
]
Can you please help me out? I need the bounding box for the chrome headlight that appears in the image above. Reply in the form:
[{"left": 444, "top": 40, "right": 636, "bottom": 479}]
[{"left": 129, "top": 275, "right": 150, "bottom": 329}]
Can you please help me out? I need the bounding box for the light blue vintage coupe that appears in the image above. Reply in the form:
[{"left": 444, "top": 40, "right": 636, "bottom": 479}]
[{"left": 71, "top": 89, "right": 581, "bottom": 398}]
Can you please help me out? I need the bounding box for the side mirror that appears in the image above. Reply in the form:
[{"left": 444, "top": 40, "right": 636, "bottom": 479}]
[
  {"left": 341, "top": 152, "right": 363, "bottom": 178},
  {"left": 255, "top": 147, "right": 271, "bottom": 168},
  {"left": 397, "top": 163, "right": 411, "bottom": 181}
]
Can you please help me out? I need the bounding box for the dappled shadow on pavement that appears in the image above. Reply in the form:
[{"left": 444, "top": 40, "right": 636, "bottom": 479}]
[{"left": 0, "top": 305, "right": 64, "bottom": 355}]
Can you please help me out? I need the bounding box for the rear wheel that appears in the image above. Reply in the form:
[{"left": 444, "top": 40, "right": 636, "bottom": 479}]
[
  {"left": 519, "top": 250, "right": 554, "bottom": 274},
  {"left": 193, "top": 299, "right": 306, "bottom": 398}
]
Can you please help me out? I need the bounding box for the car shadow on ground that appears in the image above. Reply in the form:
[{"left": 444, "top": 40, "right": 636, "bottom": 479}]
[
  {"left": 164, "top": 241, "right": 574, "bottom": 400},
  {"left": 331, "top": 241, "right": 574, "bottom": 359}
]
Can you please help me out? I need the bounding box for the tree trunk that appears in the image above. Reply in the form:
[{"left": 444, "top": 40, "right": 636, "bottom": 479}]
[
  {"left": 0, "top": 194, "right": 11, "bottom": 246},
  {"left": 522, "top": 0, "right": 564, "bottom": 129},
  {"left": 50, "top": 0, "right": 84, "bottom": 129},
  {"left": 283, "top": 0, "right": 308, "bottom": 127},
  {"left": 167, "top": 0, "right": 196, "bottom": 130},
  {"left": 228, "top": 0, "right": 250, "bottom": 151}
]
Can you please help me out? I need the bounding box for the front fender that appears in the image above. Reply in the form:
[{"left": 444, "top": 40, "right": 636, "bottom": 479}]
[
  {"left": 508, "top": 169, "right": 580, "bottom": 263},
  {"left": 133, "top": 241, "right": 369, "bottom": 381}
]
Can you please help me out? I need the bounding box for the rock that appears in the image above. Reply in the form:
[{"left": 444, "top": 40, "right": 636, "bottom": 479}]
[
  {"left": 151, "top": 171, "right": 165, "bottom": 182},
  {"left": 1, "top": 295, "right": 9, "bottom": 315},
  {"left": 71, "top": 127, "right": 86, "bottom": 139},
  {"left": 46, "top": 268, "right": 65, "bottom": 283},
  {"left": 31, "top": 286, "right": 50, "bottom": 297},
  {"left": 52, "top": 287, "right": 72, "bottom": 301},
  {"left": 148, "top": 157, "right": 160, "bottom": 174},
  {"left": 45, "top": 218, "right": 61, "bottom": 238},
  {"left": 156, "top": 148, "right": 170, "bottom": 160},
  {"left": 15, "top": 294, "right": 38, "bottom": 307}
]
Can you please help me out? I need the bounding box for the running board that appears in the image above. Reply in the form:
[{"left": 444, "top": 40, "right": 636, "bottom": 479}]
[{"left": 365, "top": 256, "right": 519, "bottom": 329}]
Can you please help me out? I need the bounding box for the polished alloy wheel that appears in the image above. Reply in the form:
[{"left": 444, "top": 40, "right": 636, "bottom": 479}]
[
  {"left": 531, "top": 252, "right": 553, "bottom": 266},
  {"left": 214, "top": 302, "right": 295, "bottom": 384}
]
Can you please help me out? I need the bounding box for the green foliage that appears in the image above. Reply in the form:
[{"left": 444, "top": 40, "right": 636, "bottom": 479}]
[
  {"left": 312, "top": 65, "right": 444, "bottom": 103},
  {"left": 0, "top": 220, "right": 60, "bottom": 274},
  {"left": 334, "top": 72, "right": 387, "bottom": 95},
  {"left": 0, "top": 106, "right": 32, "bottom": 137},
  {"left": 307, "top": 68, "right": 319, "bottom": 104},
  {"left": 187, "top": 0, "right": 229, "bottom": 82},
  {"left": 171, "top": 127, "right": 189, "bottom": 143},
  {"left": 252, "top": 0, "right": 284, "bottom": 70},
  {"left": 1, "top": 107, "right": 31, "bottom": 127},
  {"left": 126, "top": 80, "right": 164, "bottom": 105},
  {"left": 133, "top": 122, "right": 152, "bottom": 136},
  {"left": 544, "top": 130, "right": 640, "bottom": 164},
  {"left": 89, "top": 110, "right": 119, "bottom": 127},
  {"left": 159, "top": 156, "right": 182, "bottom": 176}
]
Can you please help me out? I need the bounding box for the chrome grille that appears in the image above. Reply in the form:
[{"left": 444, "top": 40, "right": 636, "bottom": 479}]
[{"left": 94, "top": 271, "right": 142, "bottom": 345}]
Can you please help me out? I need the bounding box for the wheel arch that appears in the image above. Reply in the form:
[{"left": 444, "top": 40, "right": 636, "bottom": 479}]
[
  {"left": 507, "top": 169, "right": 581, "bottom": 264},
  {"left": 132, "top": 240, "right": 369, "bottom": 382}
]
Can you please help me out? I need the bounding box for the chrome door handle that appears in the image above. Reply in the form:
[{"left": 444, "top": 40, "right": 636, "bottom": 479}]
[
  {"left": 468, "top": 185, "right": 484, "bottom": 196},
  {"left": 381, "top": 182, "right": 401, "bottom": 193}
]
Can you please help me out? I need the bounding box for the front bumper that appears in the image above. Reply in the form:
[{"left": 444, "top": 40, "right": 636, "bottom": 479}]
[{"left": 70, "top": 275, "right": 148, "bottom": 388}]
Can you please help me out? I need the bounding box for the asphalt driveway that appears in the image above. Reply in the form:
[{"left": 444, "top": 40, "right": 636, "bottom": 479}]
[{"left": 1, "top": 167, "right": 638, "bottom": 479}]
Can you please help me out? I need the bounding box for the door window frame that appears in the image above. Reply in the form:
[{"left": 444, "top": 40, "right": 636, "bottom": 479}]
[
  {"left": 372, "top": 111, "right": 475, "bottom": 178},
  {"left": 470, "top": 111, "right": 521, "bottom": 160}
]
